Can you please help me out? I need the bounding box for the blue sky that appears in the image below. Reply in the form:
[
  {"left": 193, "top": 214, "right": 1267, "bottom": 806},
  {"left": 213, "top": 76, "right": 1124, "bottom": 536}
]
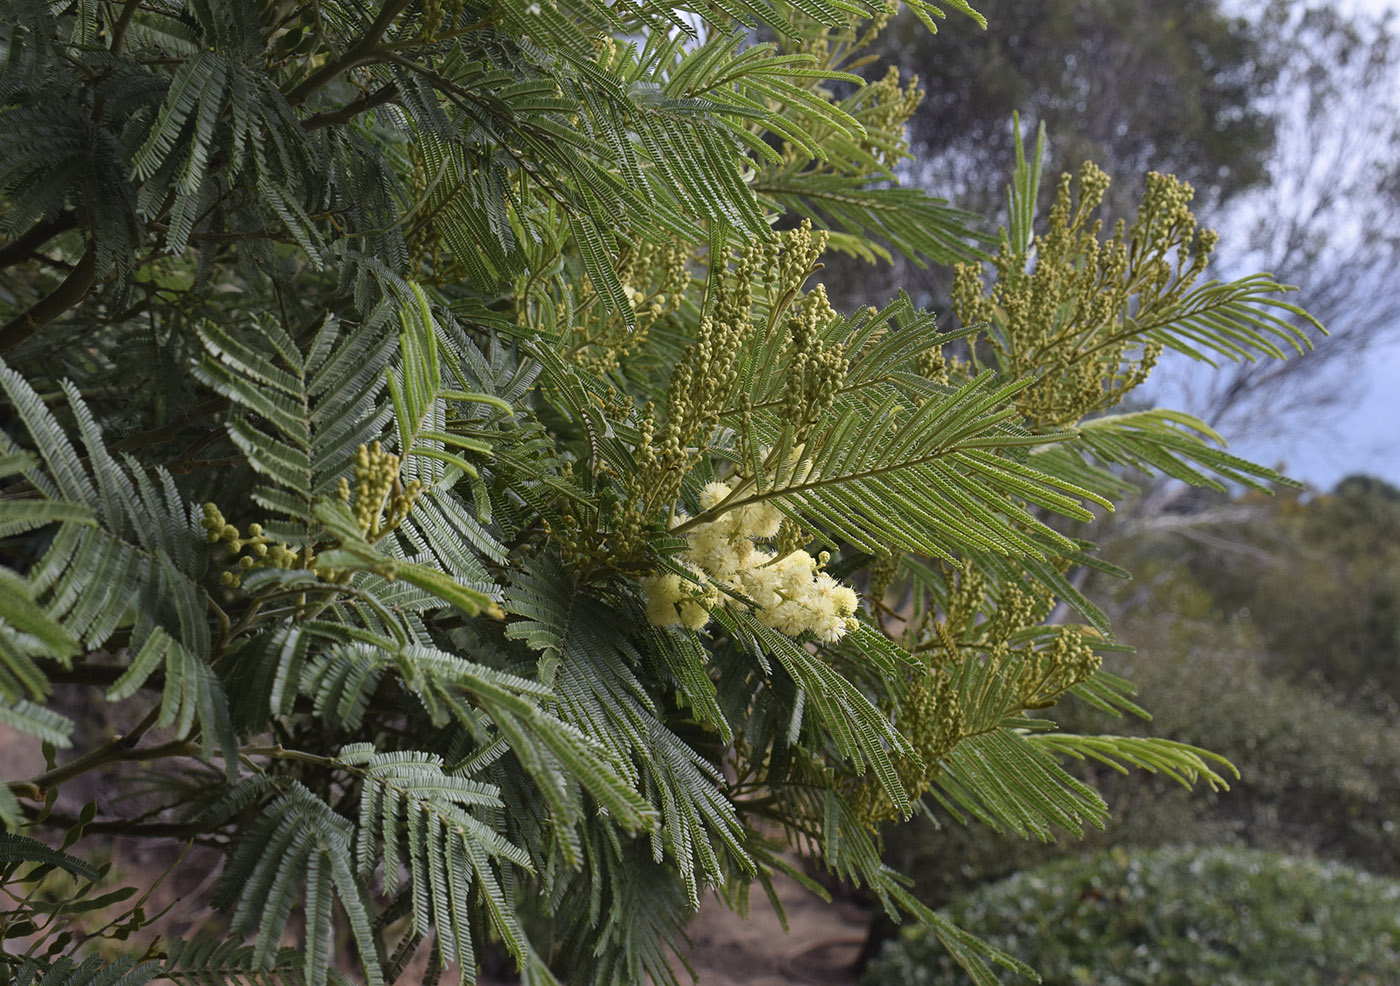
[
  {"left": 1224, "top": 339, "right": 1400, "bottom": 491},
  {"left": 1172, "top": 0, "right": 1400, "bottom": 492},
  {"left": 1251, "top": 0, "right": 1399, "bottom": 491}
]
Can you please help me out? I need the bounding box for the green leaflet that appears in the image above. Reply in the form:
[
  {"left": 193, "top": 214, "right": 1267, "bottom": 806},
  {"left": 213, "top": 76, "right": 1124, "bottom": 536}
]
[
  {"left": 340, "top": 743, "right": 529, "bottom": 977},
  {"left": 504, "top": 556, "right": 749, "bottom": 890},
  {"left": 194, "top": 313, "right": 395, "bottom": 531},
  {"left": 7, "top": 957, "right": 162, "bottom": 986},
  {"left": 0, "top": 832, "right": 101, "bottom": 882},
  {"left": 313, "top": 500, "right": 497, "bottom": 618}
]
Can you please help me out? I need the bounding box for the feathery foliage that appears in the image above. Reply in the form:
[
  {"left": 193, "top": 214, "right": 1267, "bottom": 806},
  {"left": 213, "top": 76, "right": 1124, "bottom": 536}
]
[{"left": 0, "top": 1, "right": 1322, "bottom": 984}]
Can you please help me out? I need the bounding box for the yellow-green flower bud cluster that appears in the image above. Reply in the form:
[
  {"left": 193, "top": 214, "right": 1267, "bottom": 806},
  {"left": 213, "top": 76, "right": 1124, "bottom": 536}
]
[
  {"left": 954, "top": 161, "right": 1213, "bottom": 429},
  {"left": 1018, "top": 627, "right": 1103, "bottom": 710},
  {"left": 867, "top": 548, "right": 902, "bottom": 607},
  {"left": 624, "top": 285, "right": 667, "bottom": 316},
  {"left": 592, "top": 34, "right": 620, "bottom": 72},
  {"left": 628, "top": 224, "right": 832, "bottom": 528},
  {"left": 792, "top": 1, "right": 898, "bottom": 75},
  {"left": 202, "top": 439, "right": 422, "bottom": 590},
  {"left": 925, "top": 564, "right": 1101, "bottom": 711},
  {"left": 563, "top": 238, "right": 688, "bottom": 375},
  {"left": 336, "top": 441, "right": 423, "bottom": 543},
  {"left": 201, "top": 503, "right": 316, "bottom": 588},
  {"left": 773, "top": 221, "right": 828, "bottom": 301},
  {"left": 641, "top": 478, "right": 859, "bottom": 642},
  {"left": 418, "top": 0, "right": 464, "bottom": 38},
  {"left": 782, "top": 284, "right": 848, "bottom": 439},
  {"left": 982, "top": 582, "right": 1054, "bottom": 648},
  {"left": 849, "top": 664, "right": 962, "bottom": 826},
  {"left": 631, "top": 242, "right": 761, "bottom": 518},
  {"left": 848, "top": 65, "right": 924, "bottom": 169}
]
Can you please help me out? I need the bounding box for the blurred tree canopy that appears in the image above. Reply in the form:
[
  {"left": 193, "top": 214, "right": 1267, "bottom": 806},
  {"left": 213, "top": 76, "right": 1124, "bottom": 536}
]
[
  {"left": 890, "top": 0, "right": 1276, "bottom": 212},
  {"left": 1159, "top": 476, "right": 1400, "bottom": 699},
  {"left": 1159, "top": 1, "right": 1400, "bottom": 440},
  {"left": 824, "top": 0, "right": 1280, "bottom": 309}
]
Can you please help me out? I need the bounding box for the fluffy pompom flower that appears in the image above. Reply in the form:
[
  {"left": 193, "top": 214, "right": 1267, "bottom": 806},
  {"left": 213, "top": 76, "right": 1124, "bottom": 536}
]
[
  {"left": 698, "top": 480, "right": 733, "bottom": 511},
  {"left": 642, "top": 473, "right": 860, "bottom": 641},
  {"left": 678, "top": 598, "right": 712, "bottom": 630},
  {"left": 640, "top": 567, "right": 718, "bottom": 630},
  {"left": 739, "top": 500, "right": 784, "bottom": 539},
  {"left": 640, "top": 573, "right": 685, "bottom": 627}
]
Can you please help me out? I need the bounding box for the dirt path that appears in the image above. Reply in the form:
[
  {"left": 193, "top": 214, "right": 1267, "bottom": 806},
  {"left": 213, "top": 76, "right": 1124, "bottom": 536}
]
[{"left": 682, "top": 872, "right": 873, "bottom": 986}]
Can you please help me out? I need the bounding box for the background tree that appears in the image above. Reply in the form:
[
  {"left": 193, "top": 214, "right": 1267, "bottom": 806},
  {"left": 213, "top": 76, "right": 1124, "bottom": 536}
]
[
  {"left": 1116, "top": 475, "right": 1400, "bottom": 700},
  {"left": 1155, "top": 1, "right": 1400, "bottom": 443},
  {"left": 822, "top": 0, "right": 1279, "bottom": 310},
  {"left": 892, "top": 0, "right": 1275, "bottom": 213}
]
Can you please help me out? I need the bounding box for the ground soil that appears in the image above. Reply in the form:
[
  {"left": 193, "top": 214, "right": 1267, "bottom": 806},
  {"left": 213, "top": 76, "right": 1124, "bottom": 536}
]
[{"left": 681, "top": 874, "right": 873, "bottom": 986}]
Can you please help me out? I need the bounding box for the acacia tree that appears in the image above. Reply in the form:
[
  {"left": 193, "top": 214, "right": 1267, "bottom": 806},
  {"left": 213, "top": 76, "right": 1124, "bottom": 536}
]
[{"left": 0, "top": 3, "right": 1320, "bottom": 985}]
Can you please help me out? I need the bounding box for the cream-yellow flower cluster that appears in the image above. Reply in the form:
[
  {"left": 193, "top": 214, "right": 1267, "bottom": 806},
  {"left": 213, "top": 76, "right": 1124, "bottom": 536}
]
[{"left": 640, "top": 479, "right": 860, "bottom": 642}]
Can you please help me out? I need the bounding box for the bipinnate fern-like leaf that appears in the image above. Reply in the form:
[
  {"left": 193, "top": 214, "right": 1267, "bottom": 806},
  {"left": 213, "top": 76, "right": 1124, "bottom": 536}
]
[
  {"left": 718, "top": 368, "right": 1108, "bottom": 561},
  {"left": 129, "top": 29, "right": 321, "bottom": 258},
  {"left": 1139, "top": 272, "right": 1318, "bottom": 363},
  {"left": 8, "top": 957, "right": 161, "bottom": 986},
  {"left": 387, "top": 285, "right": 514, "bottom": 489},
  {"left": 313, "top": 500, "right": 497, "bottom": 618},
  {"left": 340, "top": 743, "right": 531, "bottom": 980},
  {"left": 193, "top": 313, "right": 394, "bottom": 535},
  {"left": 289, "top": 625, "right": 656, "bottom": 847},
  {"left": 881, "top": 883, "right": 1039, "bottom": 986},
  {"left": 0, "top": 562, "right": 78, "bottom": 708},
  {"left": 0, "top": 359, "right": 236, "bottom": 774},
  {"left": 1047, "top": 408, "right": 1298, "bottom": 493},
  {"left": 503, "top": 555, "right": 751, "bottom": 893},
  {"left": 0, "top": 831, "right": 101, "bottom": 882},
  {"left": 207, "top": 693, "right": 654, "bottom": 986},
  {"left": 213, "top": 782, "right": 382, "bottom": 986},
  {"left": 758, "top": 174, "right": 986, "bottom": 267},
  {"left": 718, "top": 606, "right": 915, "bottom": 817},
  {"left": 933, "top": 725, "right": 1110, "bottom": 840},
  {"left": 1031, "top": 733, "right": 1237, "bottom": 790},
  {"left": 0, "top": 695, "right": 72, "bottom": 749},
  {"left": 161, "top": 936, "right": 357, "bottom": 986}
]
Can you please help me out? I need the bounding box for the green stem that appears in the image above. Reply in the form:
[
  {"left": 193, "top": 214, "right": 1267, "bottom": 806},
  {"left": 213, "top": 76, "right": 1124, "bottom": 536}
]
[
  {"left": 285, "top": 0, "right": 412, "bottom": 105},
  {"left": 0, "top": 243, "right": 96, "bottom": 354},
  {"left": 241, "top": 744, "right": 342, "bottom": 769},
  {"left": 12, "top": 709, "right": 191, "bottom": 799}
]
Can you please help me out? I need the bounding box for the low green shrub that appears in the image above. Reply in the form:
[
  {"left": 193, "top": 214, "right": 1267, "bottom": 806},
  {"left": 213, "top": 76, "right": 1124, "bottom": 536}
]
[
  {"left": 1098, "top": 619, "right": 1400, "bottom": 875},
  {"left": 878, "top": 623, "right": 1400, "bottom": 919},
  {"left": 865, "top": 845, "right": 1400, "bottom": 985}
]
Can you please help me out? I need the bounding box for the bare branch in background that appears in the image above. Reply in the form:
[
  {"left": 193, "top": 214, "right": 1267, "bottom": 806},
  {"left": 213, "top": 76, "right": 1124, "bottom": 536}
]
[{"left": 1157, "top": 1, "right": 1400, "bottom": 440}]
